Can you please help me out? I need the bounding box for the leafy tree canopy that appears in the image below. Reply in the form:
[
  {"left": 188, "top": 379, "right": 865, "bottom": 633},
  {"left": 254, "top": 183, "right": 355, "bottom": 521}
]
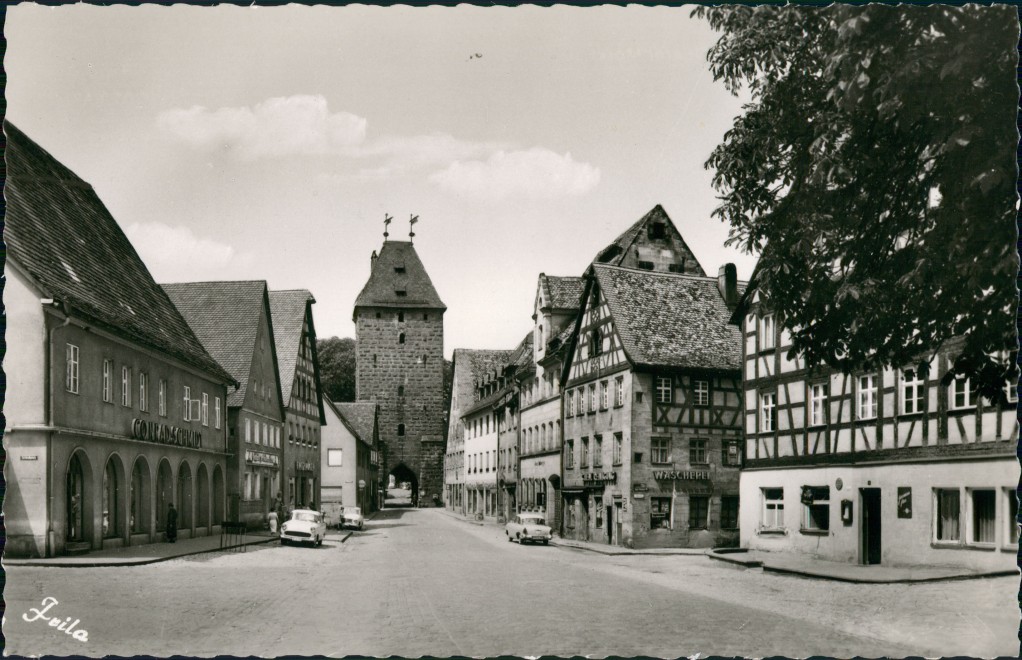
[
  {"left": 317, "top": 336, "right": 356, "bottom": 403},
  {"left": 695, "top": 4, "right": 1019, "bottom": 400}
]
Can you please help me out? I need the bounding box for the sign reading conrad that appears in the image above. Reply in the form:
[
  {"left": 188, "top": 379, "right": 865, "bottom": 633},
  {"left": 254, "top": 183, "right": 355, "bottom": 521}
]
[{"left": 131, "top": 419, "right": 202, "bottom": 449}]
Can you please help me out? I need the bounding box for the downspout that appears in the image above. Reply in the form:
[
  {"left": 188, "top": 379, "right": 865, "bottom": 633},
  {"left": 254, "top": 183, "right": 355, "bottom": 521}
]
[{"left": 43, "top": 299, "right": 71, "bottom": 558}]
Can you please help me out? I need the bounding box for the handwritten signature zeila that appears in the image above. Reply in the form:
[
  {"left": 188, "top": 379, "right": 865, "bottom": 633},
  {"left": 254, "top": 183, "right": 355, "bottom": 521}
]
[{"left": 22, "top": 597, "right": 89, "bottom": 642}]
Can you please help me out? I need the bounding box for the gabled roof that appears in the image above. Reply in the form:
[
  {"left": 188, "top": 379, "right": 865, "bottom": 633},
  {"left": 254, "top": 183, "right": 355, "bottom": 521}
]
[
  {"left": 3, "top": 120, "right": 234, "bottom": 386},
  {"left": 540, "top": 274, "right": 585, "bottom": 312},
  {"left": 268, "top": 289, "right": 326, "bottom": 422},
  {"left": 452, "top": 348, "right": 515, "bottom": 383},
  {"left": 592, "top": 204, "right": 707, "bottom": 276},
  {"left": 161, "top": 280, "right": 278, "bottom": 408},
  {"left": 331, "top": 400, "right": 378, "bottom": 447},
  {"left": 591, "top": 264, "right": 746, "bottom": 372},
  {"left": 353, "top": 241, "right": 446, "bottom": 314}
]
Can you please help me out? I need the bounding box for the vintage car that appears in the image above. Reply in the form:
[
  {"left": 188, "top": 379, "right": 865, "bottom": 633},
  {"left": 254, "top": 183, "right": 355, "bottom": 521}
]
[
  {"left": 341, "top": 506, "right": 364, "bottom": 530},
  {"left": 505, "top": 512, "right": 552, "bottom": 545},
  {"left": 280, "top": 509, "right": 327, "bottom": 547}
]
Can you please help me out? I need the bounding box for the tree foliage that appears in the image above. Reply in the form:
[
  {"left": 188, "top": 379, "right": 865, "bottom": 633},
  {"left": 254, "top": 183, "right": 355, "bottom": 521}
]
[
  {"left": 695, "top": 4, "right": 1019, "bottom": 399},
  {"left": 317, "top": 336, "right": 357, "bottom": 403}
]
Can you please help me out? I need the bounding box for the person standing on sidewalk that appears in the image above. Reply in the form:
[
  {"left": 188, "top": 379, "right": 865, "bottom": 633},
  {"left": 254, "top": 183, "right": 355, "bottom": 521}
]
[
  {"left": 267, "top": 509, "right": 279, "bottom": 536},
  {"left": 166, "top": 503, "right": 178, "bottom": 543}
]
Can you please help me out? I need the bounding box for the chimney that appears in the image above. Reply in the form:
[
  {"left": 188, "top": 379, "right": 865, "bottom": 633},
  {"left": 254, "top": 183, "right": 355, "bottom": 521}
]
[
  {"left": 370, "top": 250, "right": 378, "bottom": 270},
  {"left": 718, "top": 263, "right": 738, "bottom": 309}
]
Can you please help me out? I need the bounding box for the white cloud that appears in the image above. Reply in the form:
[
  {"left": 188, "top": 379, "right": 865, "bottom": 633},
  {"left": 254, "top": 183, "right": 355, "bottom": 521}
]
[
  {"left": 157, "top": 95, "right": 367, "bottom": 159},
  {"left": 125, "top": 222, "right": 253, "bottom": 281},
  {"left": 354, "top": 133, "right": 507, "bottom": 170},
  {"left": 429, "top": 148, "right": 600, "bottom": 200}
]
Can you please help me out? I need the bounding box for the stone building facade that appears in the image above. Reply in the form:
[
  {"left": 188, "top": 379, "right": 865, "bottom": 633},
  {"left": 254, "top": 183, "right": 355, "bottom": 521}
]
[{"left": 354, "top": 240, "right": 446, "bottom": 505}]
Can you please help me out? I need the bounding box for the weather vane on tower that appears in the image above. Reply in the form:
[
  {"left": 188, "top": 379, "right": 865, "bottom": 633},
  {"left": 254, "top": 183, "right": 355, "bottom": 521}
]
[
  {"left": 409, "top": 214, "right": 419, "bottom": 243},
  {"left": 383, "top": 213, "right": 392, "bottom": 241}
]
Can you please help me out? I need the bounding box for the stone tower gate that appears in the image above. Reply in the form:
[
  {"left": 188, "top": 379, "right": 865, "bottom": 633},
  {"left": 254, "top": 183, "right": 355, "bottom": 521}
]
[{"left": 353, "top": 240, "right": 446, "bottom": 505}]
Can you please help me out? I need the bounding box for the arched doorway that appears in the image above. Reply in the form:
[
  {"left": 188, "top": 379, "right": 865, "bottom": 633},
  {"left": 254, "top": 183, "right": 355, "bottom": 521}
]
[
  {"left": 66, "top": 451, "right": 91, "bottom": 544},
  {"left": 386, "top": 463, "right": 419, "bottom": 508},
  {"left": 196, "top": 463, "right": 210, "bottom": 530},
  {"left": 130, "top": 457, "right": 151, "bottom": 535},
  {"left": 212, "top": 465, "right": 226, "bottom": 525},
  {"left": 177, "top": 461, "right": 193, "bottom": 533},
  {"left": 102, "top": 454, "right": 126, "bottom": 541},
  {"left": 156, "top": 459, "right": 173, "bottom": 532}
]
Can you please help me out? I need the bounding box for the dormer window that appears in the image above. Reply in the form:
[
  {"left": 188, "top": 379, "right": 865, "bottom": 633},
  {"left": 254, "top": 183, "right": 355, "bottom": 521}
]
[
  {"left": 395, "top": 289, "right": 407, "bottom": 297},
  {"left": 648, "top": 221, "right": 666, "bottom": 239},
  {"left": 637, "top": 261, "right": 655, "bottom": 270},
  {"left": 394, "top": 266, "right": 406, "bottom": 274}
]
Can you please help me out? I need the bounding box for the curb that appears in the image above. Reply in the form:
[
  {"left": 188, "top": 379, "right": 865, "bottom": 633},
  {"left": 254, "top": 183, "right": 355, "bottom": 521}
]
[
  {"left": 548, "top": 539, "right": 710, "bottom": 557},
  {"left": 4, "top": 536, "right": 280, "bottom": 569}
]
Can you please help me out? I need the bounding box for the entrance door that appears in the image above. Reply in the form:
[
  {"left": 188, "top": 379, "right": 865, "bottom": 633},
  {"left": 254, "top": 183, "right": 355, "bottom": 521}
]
[
  {"left": 615, "top": 502, "right": 623, "bottom": 546},
  {"left": 607, "top": 506, "right": 614, "bottom": 545},
  {"left": 67, "top": 454, "right": 86, "bottom": 541},
  {"left": 860, "top": 488, "right": 882, "bottom": 565}
]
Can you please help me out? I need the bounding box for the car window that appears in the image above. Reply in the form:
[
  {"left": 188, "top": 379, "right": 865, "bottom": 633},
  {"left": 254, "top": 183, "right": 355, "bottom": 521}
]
[
  {"left": 294, "top": 512, "right": 318, "bottom": 523},
  {"left": 523, "top": 516, "right": 546, "bottom": 525}
]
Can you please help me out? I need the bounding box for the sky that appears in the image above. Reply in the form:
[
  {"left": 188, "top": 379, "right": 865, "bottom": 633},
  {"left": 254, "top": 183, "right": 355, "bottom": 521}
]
[{"left": 6, "top": 4, "right": 757, "bottom": 358}]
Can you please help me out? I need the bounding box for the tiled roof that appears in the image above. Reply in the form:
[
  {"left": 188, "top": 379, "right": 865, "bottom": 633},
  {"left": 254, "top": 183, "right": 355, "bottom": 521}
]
[
  {"left": 161, "top": 280, "right": 272, "bottom": 407},
  {"left": 592, "top": 204, "right": 706, "bottom": 275},
  {"left": 543, "top": 275, "right": 585, "bottom": 311},
  {"left": 452, "top": 348, "right": 514, "bottom": 385},
  {"left": 508, "top": 331, "right": 534, "bottom": 369},
  {"left": 269, "top": 289, "right": 314, "bottom": 405},
  {"left": 3, "top": 121, "right": 235, "bottom": 386},
  {"left": 332, "top": 400, "right": 377, "bottom": 447},
  {"left": 593, "top": 264, "right": 745, "bottom": 372},
  {"left": 353, "top": 241, "right": 446, "bottom": 312}
]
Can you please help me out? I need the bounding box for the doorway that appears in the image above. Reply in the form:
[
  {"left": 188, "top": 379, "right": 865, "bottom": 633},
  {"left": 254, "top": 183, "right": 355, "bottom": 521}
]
[
  {"left": 606, "top": 505, "right": 614, "bottom": 545},
  {"left": 615, "top": 502, "right": 623, "bottom": 546},
  {"left": 860, "top": 488, "right": 882, "bottom": 565}
]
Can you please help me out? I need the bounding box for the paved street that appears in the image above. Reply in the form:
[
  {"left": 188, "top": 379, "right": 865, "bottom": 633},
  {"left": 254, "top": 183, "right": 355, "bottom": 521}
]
[{"left": 4, "top": 507, "right": 1016, "bottom": 658}]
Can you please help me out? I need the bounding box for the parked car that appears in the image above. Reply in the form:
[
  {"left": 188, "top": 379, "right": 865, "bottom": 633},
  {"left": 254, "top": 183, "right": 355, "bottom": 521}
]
[
  {"left": 321, "top": 501, "right": 345, "bottom": 529},
  {"left": 281, "top": 509, "right": 326, "bottom": 547},
  {"left": 341, "top": 506, "right": 364, "bottom": 530},
  {"left": 505, "top": 512, "right": 552, "bottom": 545}
]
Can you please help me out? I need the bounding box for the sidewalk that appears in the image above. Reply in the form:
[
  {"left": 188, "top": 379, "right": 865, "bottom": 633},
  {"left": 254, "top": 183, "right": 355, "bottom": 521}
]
[
  {"left": 706, "top": 548, "right": 1018, "bottom": 583},
  {"left": 550, "top": 537, "right": 707, "bottom": 556}
]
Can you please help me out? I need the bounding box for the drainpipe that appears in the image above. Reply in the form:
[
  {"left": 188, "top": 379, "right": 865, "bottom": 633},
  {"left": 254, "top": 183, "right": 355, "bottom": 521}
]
[{"left": 43, "top": 299, "right": 71, "bottom": 558}]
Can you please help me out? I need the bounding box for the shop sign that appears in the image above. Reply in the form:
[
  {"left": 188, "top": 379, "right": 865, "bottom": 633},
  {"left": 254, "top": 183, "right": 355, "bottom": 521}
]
[
  {"left": 296, "top": 461, "right": 315, "bottom": 472},
  {"left": 131, "top": 419, "right": 202, "bottom": 449},
  {"left": 632, "top": 483, "right": 648, "bottom": 493},
  {"left": 652, "top": 469, "right": 711, "bottom": 481},
  {"left": 581, "top": 471, "right": 616, "bottom": 486},
  {"left": 246, "top": 450, "right": 279, "bottom": 467}
]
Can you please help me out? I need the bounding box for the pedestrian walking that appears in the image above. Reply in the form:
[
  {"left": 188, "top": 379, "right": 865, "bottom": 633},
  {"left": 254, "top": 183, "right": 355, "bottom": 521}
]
[
  {"left": 166, "top": 502, "right": 178, "bottom": 543},
  {"left": 267, "top": 509, "right": 278, "bottom": 535}
]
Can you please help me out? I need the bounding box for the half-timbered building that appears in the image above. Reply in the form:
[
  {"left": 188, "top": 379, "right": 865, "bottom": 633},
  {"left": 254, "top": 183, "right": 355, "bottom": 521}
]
[
  {"left": 732, "top": 284, "right": 1019, "bottom": 570},
  {"left": 561, "top": 262, "right": 744, "bottom": 548}
]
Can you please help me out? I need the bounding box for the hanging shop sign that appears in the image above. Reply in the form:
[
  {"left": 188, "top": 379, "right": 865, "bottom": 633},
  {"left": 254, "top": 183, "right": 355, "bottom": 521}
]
[
  {"left": 581, "top": 471, "right": 616, "bottom": 486},
  {"left": 131, "top": 419, "right": 202, "bottom": 449},
  {"left": 246, "top": 450, "right": 279, "bottom": 467},
  {"left": 652, "top": 469, "right": 711, "bottom": 481}
]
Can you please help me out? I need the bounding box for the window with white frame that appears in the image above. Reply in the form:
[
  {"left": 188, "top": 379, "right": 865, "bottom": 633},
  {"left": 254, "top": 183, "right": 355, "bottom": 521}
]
[
  {"left": 122, "top": 367, "right": 132, "bottom": 407},
  {"left": 139, "top": 372, "right": 148, "bottom": 412},
  {"left": 245, "top": 417, "right": 251, "bottom": 443},
  {"left": 565, "top": 440, "right": 574, "bottom": 468},
  {"left": 760, "top": 392, "right": 775, "bottom": 432},
  {"left": 615, "top": 377, "right": 624, "bottom": 407},
  {"left": 589, "top": 384, "right": 597, "bottom": 412},
  {"left": 655, "top": 376, "right": 672, "bottom": 403},
  {"left": 600, "top": 381, "right": 609, "bottom": 410},
  {"left": 689, "top": 438, "right": 707, "bottom": 465},
  {"left": 580, "top": 437, "right": 589, "bottom": 467},
  {"left": 201, "top": 393, "right": 209, "bottom": 426},
  {"left": 158, "top": 379, "right": 167, "bottom": 416},
  {"left": 950, "top": 374, "right": 975, "bottom": 410},
  {"left": 567, "top": 389, "right": 575, "bottom": 417},
  {"left": 857, "top": 374, "right": 877, "bottom": 420},
  {"left": 809, "top": 383, "right": 828, "bottom": 426},
  {"left": 969, "top": 489, "right": 996, "bottom": 544},
  {"left": 762, "top": 488, "right": 784, "bottom": 529},
  {"left": 593, "top": 435, "right": 603, "bottom": 467},
  {"left": 613, "top": 433, "right": 623, "bottom": 465},
  {"left": 901, "top": 368, "right": 925, "bottom": 414},
  {"left": 244, "top": 472, "right": 252, "bottom": 500},
  {"left": 693, "top": 380, "right": 709, "bottom": 407},
  {"left": 801, "top": 486, "right": 830, "bottom": 531},
  {"left": 651, "top": 437, "right": 670, "bottom": 464},
  {"left": 183, "top": 385, "right": 192, "bottom": 421},
  {"left": 759, "top": 314, "right": 775, "bottom": 351},
  {"left": 66, "top": 343, "right": 80, "bottom": 394},
  {"left": 102, "top": 359, "right": 112, "bottom": 402},
  {"left": 328, "top": 449, "right": 343, "bottom": 466},
  {"left": 214, "top": 397, "right": 221, "bottom": 429},
  {"left": 934, "top": 488, "right": 961, "bottom": 542}
]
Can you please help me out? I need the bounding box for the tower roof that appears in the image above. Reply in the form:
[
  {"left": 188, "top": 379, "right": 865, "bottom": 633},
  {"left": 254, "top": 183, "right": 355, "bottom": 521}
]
[{"left": 353, "top": 241, "right": 446, "bottom": 314}]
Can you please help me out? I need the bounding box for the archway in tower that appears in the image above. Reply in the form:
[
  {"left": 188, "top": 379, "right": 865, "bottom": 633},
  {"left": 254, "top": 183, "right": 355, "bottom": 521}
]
[{"left": 385, "top": 463, "right": 419, "bottom": 508}]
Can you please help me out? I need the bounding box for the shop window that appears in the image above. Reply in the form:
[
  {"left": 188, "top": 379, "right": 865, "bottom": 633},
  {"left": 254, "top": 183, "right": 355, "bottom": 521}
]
[
  {"left": 950, "top": 375, "right": 975, "bottom": 410},
  {"left": 693, "top": 380, "right": 709, "bottom": 407},
  {"left": 651, "top": 437, "right": 671, "bottom": 464},
  {"left": 689, "top": 439, "right": 707, "bottom": 465},
  {"left": 759, "top": 314, "right": 775, "bottom": 351},
  {"left": 655, "top": 376, "right": 672, "bottom": 403},
  {"left": 689, "top": 495, "right": 709, "bottom": 529},
  {"left": 593, "top": 435, "right": 603, "bottom": 467},
  {"left": 66, "top": 343, "right": 80, "bottom": 394},
  {"left": 613, "top": 433, "right": 623, "bottom": 465},
  {"left": 102, "top": 359, "right": 113, "bottom": 402},
  {"left": 721, "top": 496, "right": 739, "bottom": 529},
  {"left": 760, "top": 392, "right": 775, "bottom": 432},
  {"left": 901, "top": 368, "right": 925, "bottom": 414},
  {"left": 801, "top": 486, "right": 830, "bottom": 532},
  {"left": 934, "top": 488, "right": 961, "bottom": 542},
  {"left": 595, "top": 502, "right": 604, "bottom": 528},
  {"left": 809, "top": 383, "right": 828, "bottom": 426},
  {"left": 1005, "top": 489, "right": 1019, "bottom": 546},
  {"left": 650, "top": 497, "right": 671, "bottom": 529},
  {"left": 969, "top": 489, "right": 996, "bottom": 544},
  {"left": 857, "top": 375, "right": 877, "bottom": 420},
  {"left": 762, "top": 488, "right": 784, "bottom": 530}
]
